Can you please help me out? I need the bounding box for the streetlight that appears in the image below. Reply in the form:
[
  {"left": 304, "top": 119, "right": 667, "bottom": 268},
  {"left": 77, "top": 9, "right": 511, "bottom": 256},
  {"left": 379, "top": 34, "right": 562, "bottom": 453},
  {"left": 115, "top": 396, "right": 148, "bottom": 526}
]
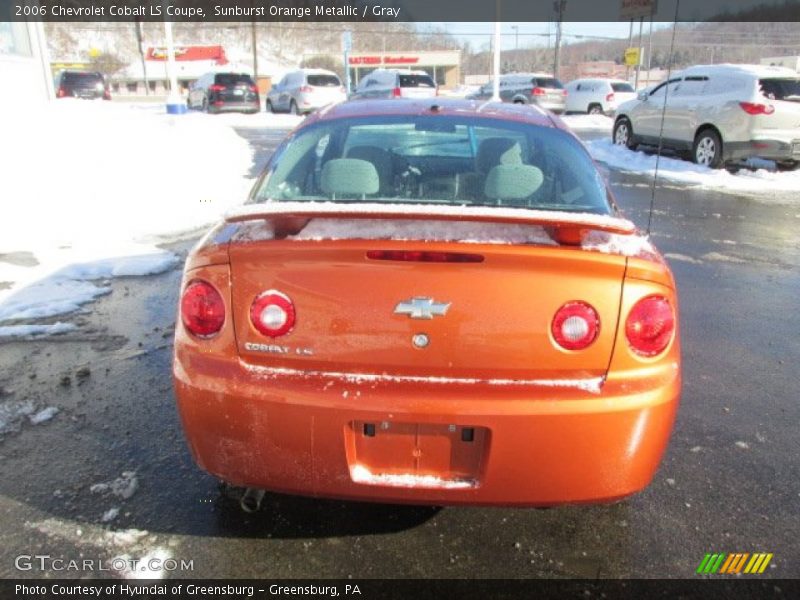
[{"left": 511, "top": 25, "right": 519, "bottom": 51}]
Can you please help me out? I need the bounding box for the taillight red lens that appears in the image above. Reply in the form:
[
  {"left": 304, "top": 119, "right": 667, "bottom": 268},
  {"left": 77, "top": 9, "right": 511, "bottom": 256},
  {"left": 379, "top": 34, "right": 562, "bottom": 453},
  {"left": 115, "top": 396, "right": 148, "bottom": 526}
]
[
  {"left": 739, "top": 102, "right": 774, "bottom": 115},
  {"left": 250, "top": 290, "right": 295, "bottom": 337},
  {"left": 625, "top": 295, "right": 675, "bottom": 357},
  {"left": 552, "top": 302, "right": 599, "bottom": 351},
  {"left": 181, "top": 280, "right": 225, "bottom": 338},
  {"left": 562, "top": 89, "right": 568, "bottom": 96},
  {"left": 606, "top": 92, "right": 615, "bottom": 102},
  {"left": 57, "top": 87, "right": 66, "bottom": 98},
  {"left": 249, "top": 84, "right": 258, "bottom": 93},
  {"left": 532, "top": 87, "right": 546, "bottom": 96},
  {"left": 299, "top": 85, "right": 313, "bottom": 93},
  {"left": 209, "top": 84, "right": 226, "bottom": 92},
  {"left": 392, "top": 87, "right": 402, "bottom": 97}
]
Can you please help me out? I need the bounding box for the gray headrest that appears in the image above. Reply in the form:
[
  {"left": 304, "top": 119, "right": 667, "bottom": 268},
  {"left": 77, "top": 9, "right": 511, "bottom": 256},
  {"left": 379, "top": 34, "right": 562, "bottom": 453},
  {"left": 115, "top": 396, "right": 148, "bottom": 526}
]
[
  {"left": 484, "top": 164, "right": 544, "bottom": 200},
  {"left": 476, "top": 137, "right": 523, "bottom": 174},
  {"left": 320, "top": 158, "right": 380, "bottom": 197}
]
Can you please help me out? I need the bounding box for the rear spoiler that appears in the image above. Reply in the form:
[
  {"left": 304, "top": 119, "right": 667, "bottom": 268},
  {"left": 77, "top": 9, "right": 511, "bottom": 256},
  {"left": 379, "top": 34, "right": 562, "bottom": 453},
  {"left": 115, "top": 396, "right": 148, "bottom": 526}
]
[{"left": 224, "top": 202, "right": 636, "bottom": 235}]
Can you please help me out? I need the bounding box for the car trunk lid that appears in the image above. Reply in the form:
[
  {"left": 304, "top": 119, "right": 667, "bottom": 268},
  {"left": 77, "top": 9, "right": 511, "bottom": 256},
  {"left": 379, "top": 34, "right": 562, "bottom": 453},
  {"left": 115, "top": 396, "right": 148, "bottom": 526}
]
[{"left": 225, "top": 206, "right": 634, "bottom": 383}]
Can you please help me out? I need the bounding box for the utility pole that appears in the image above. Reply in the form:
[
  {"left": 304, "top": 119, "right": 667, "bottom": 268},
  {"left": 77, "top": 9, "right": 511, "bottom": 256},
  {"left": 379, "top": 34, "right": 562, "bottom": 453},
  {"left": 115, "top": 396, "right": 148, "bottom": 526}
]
[
  {"left": 492, "top": 15, "right": 501, "bottom": 101},
  {"left": 134, "top": 17, "right": 149, "bottom": 96},
  {"left": 634, "top": 16, "right": 644, "bottom": 89},
  {"left": 251, "top": 21, "right": 258, "bottom": 83},
  {"left": 625, "top": 18, "right": 634, "bottom": 82},
  {"left": 511, "top": 25, "right": 519, "bottom": 51},
  {"left": 553, "top": 0, "right": 566, "bottom": 79}
]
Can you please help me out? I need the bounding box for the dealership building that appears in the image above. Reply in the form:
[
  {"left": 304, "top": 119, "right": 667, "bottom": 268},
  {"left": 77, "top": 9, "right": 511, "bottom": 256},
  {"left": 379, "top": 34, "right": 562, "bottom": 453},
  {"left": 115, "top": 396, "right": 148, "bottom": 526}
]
[{"left": 348, "top": 50, "right": 461, "bottom": 88}]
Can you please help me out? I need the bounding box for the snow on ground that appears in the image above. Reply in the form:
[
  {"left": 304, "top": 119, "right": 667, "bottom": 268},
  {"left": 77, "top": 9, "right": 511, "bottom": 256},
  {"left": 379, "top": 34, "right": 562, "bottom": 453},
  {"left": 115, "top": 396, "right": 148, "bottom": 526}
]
[
  {"left": 561, "top": 114, "right": 614, "bottom": 132},
  {"left": 587, "top": 139, "right": 800, "bottom": 195},
  {"left": 1, "top": 100, "right": 259, "bottom": 335}
]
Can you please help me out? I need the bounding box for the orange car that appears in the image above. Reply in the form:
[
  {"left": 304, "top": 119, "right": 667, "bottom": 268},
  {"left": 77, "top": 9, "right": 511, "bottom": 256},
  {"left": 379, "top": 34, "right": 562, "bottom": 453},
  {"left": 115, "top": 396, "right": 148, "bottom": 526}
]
[{"left": 173, "top": 99, "right": 680, "bottom": 507}]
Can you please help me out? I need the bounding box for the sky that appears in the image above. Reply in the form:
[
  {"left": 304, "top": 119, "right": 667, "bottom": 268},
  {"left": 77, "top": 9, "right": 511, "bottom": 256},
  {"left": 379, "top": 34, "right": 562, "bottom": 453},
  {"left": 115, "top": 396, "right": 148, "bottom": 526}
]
[{"left": 431, "top": 22, "right": 674, "bottom": 52}]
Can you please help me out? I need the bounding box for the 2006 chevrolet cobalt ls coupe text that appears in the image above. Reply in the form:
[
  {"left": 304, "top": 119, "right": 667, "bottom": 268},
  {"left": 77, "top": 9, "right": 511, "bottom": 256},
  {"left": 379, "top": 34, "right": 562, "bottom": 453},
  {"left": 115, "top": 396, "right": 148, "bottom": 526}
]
[{"left": 173, "top": 98, "right": 680, "bottom": 506}]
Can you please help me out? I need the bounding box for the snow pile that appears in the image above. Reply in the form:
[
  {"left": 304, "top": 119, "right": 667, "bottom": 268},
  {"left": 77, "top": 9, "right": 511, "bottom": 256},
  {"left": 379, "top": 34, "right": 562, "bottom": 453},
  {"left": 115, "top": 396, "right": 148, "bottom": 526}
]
[
  {"left": 204, "top": 110, "right": 305, "bottom": 129},
  {"left": 0, "top": 399, "right": 35, "bottom": 435},
  {"left": 1, "top": 100, "right": 256, "bottom": 333},
  {"left": 90, "top": 471, "right": 139, "bottom": 500},
  {"left": 587, "top": 139, "right": 800, "bottom": 194},
  {"left": 293, "top": 219, "right": 557, "bottom": 245},
  {"left": 561, "top": 114, "right": 614, "bottom": 132},
  {"left": 29, "top": 406, "right": 59, "bottom": 425}
]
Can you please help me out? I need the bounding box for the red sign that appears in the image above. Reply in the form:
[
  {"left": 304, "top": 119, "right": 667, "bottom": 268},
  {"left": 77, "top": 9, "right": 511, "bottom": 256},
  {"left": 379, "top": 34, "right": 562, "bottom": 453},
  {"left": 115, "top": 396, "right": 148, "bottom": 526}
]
[
  {"left": 348, "top": 56, "right": 420, "bottom": 66},
  {"left": 146, "top": 45, "right": 228, "bottom": 64}
]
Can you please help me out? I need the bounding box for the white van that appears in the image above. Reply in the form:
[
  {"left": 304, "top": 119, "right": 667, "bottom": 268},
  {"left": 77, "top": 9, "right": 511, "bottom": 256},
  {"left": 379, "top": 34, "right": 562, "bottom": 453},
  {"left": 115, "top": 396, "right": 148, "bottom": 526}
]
[
  {"left": 352, "top": 69, "right": 438, "bottom": 100},
  {"left": 565, "top": 78, "right": 636, "bottom": 115},
  {"left": 613, "top": 64, "right": 800, "bottom": 168}
]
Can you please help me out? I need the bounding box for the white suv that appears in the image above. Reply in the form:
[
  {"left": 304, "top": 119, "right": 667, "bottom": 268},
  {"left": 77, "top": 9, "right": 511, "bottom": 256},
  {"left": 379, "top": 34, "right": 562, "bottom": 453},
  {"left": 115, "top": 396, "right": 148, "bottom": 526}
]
[
  {"left": 612, "top": 64, "right": 800, "bottom": 168},
  {"left": 565, "top": 78, "right": 636, "bottom": 115}
]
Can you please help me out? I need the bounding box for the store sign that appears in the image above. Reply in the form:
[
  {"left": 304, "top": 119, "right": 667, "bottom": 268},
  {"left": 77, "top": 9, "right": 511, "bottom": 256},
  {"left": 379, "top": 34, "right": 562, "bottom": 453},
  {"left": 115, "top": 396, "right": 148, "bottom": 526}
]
[
  {"left": 624, "top": 47, "right": 642, "bottom": 66},
  {"left": 149, "top": 47, "right": 189, "bottom": 59},
  {"left": 349, "top": 55, "right": 420, "bottom": 65}
]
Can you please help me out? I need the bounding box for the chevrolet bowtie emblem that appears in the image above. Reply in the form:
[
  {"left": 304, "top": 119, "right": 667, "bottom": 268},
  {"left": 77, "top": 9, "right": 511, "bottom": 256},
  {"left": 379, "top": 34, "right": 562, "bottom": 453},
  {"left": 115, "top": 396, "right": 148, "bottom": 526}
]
[{"left": 394, "top": 297, "right": 451, "bottom": 320}]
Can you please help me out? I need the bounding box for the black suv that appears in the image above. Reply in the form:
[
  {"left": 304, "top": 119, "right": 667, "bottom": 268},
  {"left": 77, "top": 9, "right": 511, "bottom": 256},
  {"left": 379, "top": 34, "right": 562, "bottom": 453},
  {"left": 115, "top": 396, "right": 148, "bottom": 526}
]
[
  {"left": 55, "top": 71, "right": 111, "bottom": 100},
  {"left": 188, "top": 72, "right": 260, "bottom": 114}
]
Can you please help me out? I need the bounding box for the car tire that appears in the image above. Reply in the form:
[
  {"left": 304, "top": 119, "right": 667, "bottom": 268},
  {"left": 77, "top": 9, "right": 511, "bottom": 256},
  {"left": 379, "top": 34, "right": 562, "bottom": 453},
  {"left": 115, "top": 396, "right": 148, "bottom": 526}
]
[
  {"left": 693, "top": 128, "right": 723, "bottom": 169},
  {"left": 613, "top": 117, "right": 636, "bottom": 150},
  {"left": 266, "top": 100, "right": 274, "bottom": 113},
  {"left": 201, "top": 98, "right": 208, "bottom": 113},
  {"left": 776, "top": 160, "right": 799, "bottom": 171},
  {"left": 588, "top": 103, "right": 603, "bottom": 115},
  {"left": 289, "top": 100, "right": 298, "bottom": 115},
  {"left": 513, "top": 99, "right": 525, "bottom": 104},
  {"left": 186, "top": 99, "right": 192, "bottom": 110}
]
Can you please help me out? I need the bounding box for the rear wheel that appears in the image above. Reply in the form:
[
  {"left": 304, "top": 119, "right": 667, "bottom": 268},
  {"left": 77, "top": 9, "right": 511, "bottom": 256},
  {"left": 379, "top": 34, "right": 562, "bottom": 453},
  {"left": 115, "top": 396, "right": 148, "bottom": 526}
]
[
  {"left": 693, "top": 128, "right": 723, "bottom": 169},
  {"left": 613, "top": 117, "right": 636, "bottom": 150},
  {"left": 266, "top": 100, "right": 274, "bottom": 113},
  {"left": 289, "top": 100, "right": 298, "bottom": 115},
  {"left": 776, "top": 159, "right": 799, "bottom": 171},
  {"left": 513, "top": 99, "right": 525, "bottom": 105},
  {"left": 201, "top": 97, "right": 208, "bottom": 113},
  {"left": 588, "top": 103, "right": 603, "bottom": 115}
]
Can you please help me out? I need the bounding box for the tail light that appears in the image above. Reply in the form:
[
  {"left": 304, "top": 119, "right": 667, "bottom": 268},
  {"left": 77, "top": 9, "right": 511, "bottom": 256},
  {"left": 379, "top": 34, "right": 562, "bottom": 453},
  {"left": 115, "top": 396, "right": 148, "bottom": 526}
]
[
  {"left": 625, "top": 295, "right": 675, "bottom": 357},
  {"left": 249, "top": 84, "right": 258, "bottom": 93},
  {"left": 250, "top": 290, "right": 295, "bottom": 337},
  {"left": 103, "top": 89, "right": 111, "bottom": 100},
  {"left": 562, "top": 89, "right": 568, "bottom": 96},
  {"left": 552, "top": 302, "right": 599, "bottom": 351},
  {"left": 606, "top": 92, "right": 615, "bottom": 102},
  {"left": 209, "top": 84, "right": 226, "bottom": 93},
  {"left": 299, "top": 85, "right": 313, "bottom": 93},
  {"left": 181, "top": 280, "right": 225, "bottom": 338},
  {"left": 532, "top": 87, "right": 546, "bottom": 96},
  {"left": 739, "top": 102, "right": 774, "bottom": 115},
  {"left": 366, "top": 250, "right": 484, "bottom": 263},
  {"left": 57, "top": 87, "right": 66, "bottom": 98},
  {"left": 392, "top": 87, "right": 402, "bottom": 97}
]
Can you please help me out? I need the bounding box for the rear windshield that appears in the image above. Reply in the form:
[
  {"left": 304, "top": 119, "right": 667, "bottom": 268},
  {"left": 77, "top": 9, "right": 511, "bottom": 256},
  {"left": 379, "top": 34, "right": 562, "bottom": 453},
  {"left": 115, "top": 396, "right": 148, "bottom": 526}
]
[
  {"left": 611, "top": 82, "right": 635, "bottom": 93},
  {"left": 307, "top": 74, "right": 341, "bottom": 87},
  {"left": 63, "top": 72, "right": 103, "bottom": 85},
  {"left": 214, "top": 73, "right": 254, "bottom": 86},
  {"left": 399, "top": 74, "right": 436, "bottom": 88},
  {"left": 252, "top": 115, "right": 612, "bottom": 215},
  {"left": 533, "top": 78, "right": 564, "bottom": 89},
  {"left": 759, "top": 78, "right": 800, "bottom": 102}
]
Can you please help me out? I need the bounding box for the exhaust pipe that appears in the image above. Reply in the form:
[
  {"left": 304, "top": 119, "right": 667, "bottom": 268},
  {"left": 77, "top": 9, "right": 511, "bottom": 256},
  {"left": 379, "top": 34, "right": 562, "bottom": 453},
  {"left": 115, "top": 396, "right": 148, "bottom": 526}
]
[{"left": 240, "top": 488, "right": 266, "bottom": 513}]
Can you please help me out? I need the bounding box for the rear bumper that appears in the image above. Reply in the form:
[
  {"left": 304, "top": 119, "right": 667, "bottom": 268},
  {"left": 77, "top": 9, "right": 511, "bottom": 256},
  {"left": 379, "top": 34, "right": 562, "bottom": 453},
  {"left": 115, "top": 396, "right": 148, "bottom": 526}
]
[
  {"left": 725, "top": 138, "right": 800, "bottom": 162},
  {"left": 173, "top": 349, "right": 680, "bottom": 506},
  {"left": 208, "top": 101, "right": 260, "bottom": 114}
]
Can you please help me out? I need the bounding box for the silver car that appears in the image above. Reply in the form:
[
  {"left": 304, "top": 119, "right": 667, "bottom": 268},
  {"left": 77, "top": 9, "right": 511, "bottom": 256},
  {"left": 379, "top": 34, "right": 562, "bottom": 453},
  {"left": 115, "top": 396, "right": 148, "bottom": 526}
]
[
  {"left": 613, "top": 64, "right": 800, "bottom": 168},
  {"left": 266, "top": 69, "right": 347, "bottom": 115},
  {"left": 470, "top": 73, "right": 567, "bottom": 114}
]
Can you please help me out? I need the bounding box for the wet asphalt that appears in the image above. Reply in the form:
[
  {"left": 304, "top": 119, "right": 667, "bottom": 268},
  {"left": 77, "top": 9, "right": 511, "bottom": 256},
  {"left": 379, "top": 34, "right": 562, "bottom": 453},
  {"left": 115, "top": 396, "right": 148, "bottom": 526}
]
[{"left": 0, "top": 123, "right": 798, "bottom": 580}]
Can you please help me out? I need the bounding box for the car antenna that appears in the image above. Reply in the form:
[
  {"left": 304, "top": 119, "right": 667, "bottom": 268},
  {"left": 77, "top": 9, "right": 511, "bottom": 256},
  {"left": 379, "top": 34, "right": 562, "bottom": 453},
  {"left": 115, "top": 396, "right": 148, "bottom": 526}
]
[{"left": 647, "top": 0, "right": 681, "bottom": 235}]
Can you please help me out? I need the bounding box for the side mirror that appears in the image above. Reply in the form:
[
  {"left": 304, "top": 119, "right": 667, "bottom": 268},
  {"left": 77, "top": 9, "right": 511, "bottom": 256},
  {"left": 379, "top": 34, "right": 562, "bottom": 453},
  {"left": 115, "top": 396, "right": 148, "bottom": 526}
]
[{"left": 637, "top": 90, "right": 648, "bottom": 101}]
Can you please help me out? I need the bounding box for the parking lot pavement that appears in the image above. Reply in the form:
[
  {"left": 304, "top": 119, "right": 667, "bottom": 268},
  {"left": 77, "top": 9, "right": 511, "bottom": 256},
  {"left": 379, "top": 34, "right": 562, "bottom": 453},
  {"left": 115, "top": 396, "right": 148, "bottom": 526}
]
[{"left": 0, "top": 127, "right": 797, "bottom": 579}]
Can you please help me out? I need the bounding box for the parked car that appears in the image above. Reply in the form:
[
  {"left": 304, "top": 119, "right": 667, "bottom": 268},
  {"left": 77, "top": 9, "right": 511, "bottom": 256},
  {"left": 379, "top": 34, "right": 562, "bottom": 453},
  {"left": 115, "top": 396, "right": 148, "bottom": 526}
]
[
  {"left": 351, "top": 69, "right": 438, "bottom": 100},
  {"left": 565, "top": 78, "right": 636, "bottom": 115},
  {"left": 613, "top": 64, "right": 800, "bottom": 168},
  {"left": 55, "top": 70, "right": 110, "bottom": 100},
  {"left": 187, "top": 72, "right": 259, "bottom": 114},
  {"left": 266, "top": 69, "right": 347, "bottom": 115},
  {"left": 470, "top": 73, "right": 567, "bottom": 114},
  {"left": 173, "top": 98, "right": 680, "bottom": 508}
]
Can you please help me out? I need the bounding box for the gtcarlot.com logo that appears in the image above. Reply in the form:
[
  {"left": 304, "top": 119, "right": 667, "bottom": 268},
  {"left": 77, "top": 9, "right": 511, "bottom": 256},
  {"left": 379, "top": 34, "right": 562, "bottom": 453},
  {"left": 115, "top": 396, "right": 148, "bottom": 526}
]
[
  {"left": 15, "top": 554, "right": 194, "bottom": 573},
  {"left": 696, "top": 552, "right": 773, "bottom": 575}
]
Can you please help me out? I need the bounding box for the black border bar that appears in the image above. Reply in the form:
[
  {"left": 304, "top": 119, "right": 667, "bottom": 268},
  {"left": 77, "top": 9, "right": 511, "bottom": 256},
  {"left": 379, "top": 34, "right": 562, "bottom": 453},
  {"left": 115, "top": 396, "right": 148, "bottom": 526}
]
[{"left": 4, "top": 0, "right": 800, "bottom": 22}]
